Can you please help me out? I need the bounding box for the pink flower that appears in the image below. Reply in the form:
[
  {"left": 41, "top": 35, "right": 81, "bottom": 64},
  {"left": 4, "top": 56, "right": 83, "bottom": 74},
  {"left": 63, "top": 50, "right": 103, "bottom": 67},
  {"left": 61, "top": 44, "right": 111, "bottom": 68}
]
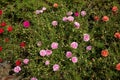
[
  {"left": 31, "top": 77, "right": 38, "bottom": 80},
  {"left": 51, "top": 42, "right": 58, "bottom": 49},
  {"left": 40, "top": 50, "right": 46, "bottom": 57},
  {"left": 67, "top": 11, "right": 73, "bottom": 16},
  {"left": 71, "top": 57, "right": 78, "bottom": 63},
  {"left": 42, "top": 7, "right": 47, "bottom": 11},
  {"left": 66, "top": 51, "right": 72, "bottom": 58},
  {"left": 67, "top": 16, "right": 74, "bottom": 22},
  {"left": 23, "top": 59, "right": 29, "bottom": 64},
  {"left": 62, "top": 17, "right": 68, "bottom": 22},
  {"left": 74, "top": 12, "right": 79, "bottom": 17},
  {"left": 53, "top": 64, "right": 60, "bottom": 71},
  {"left": 46, "top": 50, "right": 52, "bottom": 56},
  {"left": 35, "top": 10, "right": 40, "bottom": 14},
  {"left": 13, "top": 66, "right": 21, "bottom": 73},
  {"left": 45, "top": 60, "right": 50, "bottom": 65},
  {"left": 86, "top": 46, "right": 92, "bottom": 51},
  {"left": 23, "top": 20, "right": 30, "bottom": 28},
  {"left": 52, "top": 21, "right": 58, "bottom": 26},
  {"left": 83, "top": 34, "right": 90, "bottom": 42},
  {"left": 81, "top": 11, "right": 86, "bottom": 17},
  {"left": 74, "top": 22, "right": 80, "bottom": 29},
  {"left": 70, "top": 42, "right": 78, "bottom": 49}
]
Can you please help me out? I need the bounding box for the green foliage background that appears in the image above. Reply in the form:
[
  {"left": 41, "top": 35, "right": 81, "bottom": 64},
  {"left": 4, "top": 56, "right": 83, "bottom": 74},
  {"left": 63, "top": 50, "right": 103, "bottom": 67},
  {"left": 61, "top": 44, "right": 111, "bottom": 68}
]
[{"left": 0, "top": 0, "right": 120, "bottom": 80}]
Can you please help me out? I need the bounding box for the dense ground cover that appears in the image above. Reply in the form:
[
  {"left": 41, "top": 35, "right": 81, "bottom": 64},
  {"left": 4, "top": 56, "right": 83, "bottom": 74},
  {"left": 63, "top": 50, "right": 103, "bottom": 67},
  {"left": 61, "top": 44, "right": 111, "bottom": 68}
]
[{"left": 0, "top": 0, "right": 120, "bottom": 80}]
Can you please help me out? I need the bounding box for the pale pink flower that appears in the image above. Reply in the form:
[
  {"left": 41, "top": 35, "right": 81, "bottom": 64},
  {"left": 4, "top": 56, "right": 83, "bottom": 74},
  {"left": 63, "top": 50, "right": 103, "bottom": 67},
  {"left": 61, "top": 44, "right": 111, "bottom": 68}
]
[
  {"left": 51, "top": 42, "right": 58, "bottom": 49},
  {"left": 71, "top": 57, "right": 78, "bottom": 63},
  {"left": 45, "top": 60, "right": 50, "bottom": 65},
  {"left": 52, "top": 21, "right": 58, "bottom": 26},
  {"left": 40, "top": 50, "right": 46, "bottom": 57},
  {"left": 42, "top": 7, "right": 47, "bottom": 11},
  {"left": 23, "top": 21, "right": 30, "bottom": 28},
  {"left": 35, "top": 10, "right": 40, "bottom": 14},
  {"left": 70, "top": 42, "right": 78, "bottom": 49},
  {"left": 67, "top": 11, "right": 73, "bottom": 16},
  {"left": 13, "top": 66, "right": 21, "bottom": 73},
  {"left": 23, "top": 59, "right": 29, "bottom": 64},
  {"left": 66, "top": 51, "right": 72, "bottom": 58},
  {"left": 46, "top": 50, "right": 52, "bottom": 56},
  {"left": 83, "top": 34, "right": 90, "bottom": 42},
  {"left": 67, "top": 16, "right": 74, "bottom": 22},
  {"left": 39, "top": 10, "right": 43, "bottom": 13},
  {"left": 31, "top": 77, "right": 38, "bottom": 80},
  {"left": 36, "top": 41, "right": 42, "bottom": 47},
  {"left": 53, "top": 64, "right": 60, "bottom": 71},
  {"left": 62, "top": 17, "right": 68, "bottom": 22},
  {"left": 86, "top": 45, "right": 92, "bottom": 51},
  {"left": 74, "top": 22, "right": 80, "bottom": 29},
  {"left": 81, "top": 11, "right": 86, "bottom": 17}
]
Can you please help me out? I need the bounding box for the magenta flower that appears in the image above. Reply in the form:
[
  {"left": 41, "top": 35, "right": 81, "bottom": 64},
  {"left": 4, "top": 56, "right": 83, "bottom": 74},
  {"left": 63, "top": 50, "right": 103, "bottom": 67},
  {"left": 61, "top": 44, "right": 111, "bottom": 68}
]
[
  {"left": 62, "top": 17, "right": 68, "bottom": 22},
  {"left": 83, "top": 34, "right": 90, "bottom": 42},
  {"left": 74, "top": 12, "right": 79, "bottom": 17},
  {"left": 31, "top": 77, "right": 38, "bottom": 80},
  {"left": 70, "top": 42, "right": 78, "bottom": 49},
  {"left": 53, "top": 64, "right": 60, "bottom": 71},
  {"left": 86, "top": 45, "right": 92, "bottom": 51},
  {"left": 74, "top": 22, "right": 80, "bottom": 29},
  {"left": 46, "top": 50, "right": 52, "bottom": 56},
  {"left": 45, "top": 60, "right": 50, "bottom": 65},
  {"left": 67, "top": 16, "right": 74, "bottom": 22},
  {"left": 52, "top": 21, "right": 58, "bottom": 26},
  {"left": 71, "top": 57, "right": 78, "bottom": 63},
  {"left": 23, "top": 20, "right": 30, "bottom": 28},
  {"left": 51, "top": 42, "right": 58, "bottom": 49},
  {"left": 40, "top": 50, "right": 46, "bottom": 57},
  {"left": 81, "top": 11, "right": 86, "bottom": 17},
  {"left": 13, "top": 66, "right": 21, "bottom": 73},
  {"left": 66, "top": 51, "right": 72, "bottom": 58},
  {"left": 67, "top": 11, "right": 73, "bottom": 16},
  {"left": 23, "top": 59, "right": 29, "bottom": 64}
]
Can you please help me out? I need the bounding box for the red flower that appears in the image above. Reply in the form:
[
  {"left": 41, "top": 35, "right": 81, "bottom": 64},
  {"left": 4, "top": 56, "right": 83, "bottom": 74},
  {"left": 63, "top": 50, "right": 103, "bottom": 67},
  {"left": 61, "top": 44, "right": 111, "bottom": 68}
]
[
  {"left": 0, "top": 46, "right": 2, "bottom": 52},
  {"left": 20, "top": 42, "right": 26, "bottom": 48},
  {"left": 102, "top": 16, "right": 109, "bottom": 22},
  {"left": 101, "top": 50, "right": 109, "bottom": 57},
  {"left": 0, "top": 10, "right": 3, "bottom": 15},
  {"left": 0, "top": 28, "right": 4, "bottom": 34},
  {"left": 7, "top": 26, "right": 13, "bottom": 32},
  {"left": 0, "top": 22, "right": 6, "bottom": 27},
  {"left": 0, "top": 58, "right": 3, "bottom": 63},
  {"left": 116, "top": 63, "right": 120, "bottom": 71},
  {"left": 94, "top": 16, "right": 99, "bottom": 21},
  {"left": 112, "top": 6, "right": 118, "bottom": 12},
  {"left": 4, "top": 38, "right": 9, "bottom": 42},
  {"left": 114, "top": 32, "right": 120, "bottom": 39},
  {"left": 15, "top": 60, "right": 21, "bottom": 66}
]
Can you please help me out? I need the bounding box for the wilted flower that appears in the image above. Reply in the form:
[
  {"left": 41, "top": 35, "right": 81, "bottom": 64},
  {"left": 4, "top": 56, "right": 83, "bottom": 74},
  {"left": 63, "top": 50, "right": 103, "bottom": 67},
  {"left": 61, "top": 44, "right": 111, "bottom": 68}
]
[
  {"left": 94, "top": 16, "right": 99, "bottom": 21},
  {"left": 53, "top": 64, "right": 60, "bottom": 71},
  {"left": 37, "top": 41, "right": 42, "bottom": 47},
  {"left": 74, "top": 22, "right": 80, "bottom": 29},
  {"left": 67, "top": 11, "right": 73, "bottom": 16},
  {"left": 42, "top": 7, "right": 47, "bottom": 11},
  {"left": 86, "top": 46, "right": 92, "bottom": 51}
]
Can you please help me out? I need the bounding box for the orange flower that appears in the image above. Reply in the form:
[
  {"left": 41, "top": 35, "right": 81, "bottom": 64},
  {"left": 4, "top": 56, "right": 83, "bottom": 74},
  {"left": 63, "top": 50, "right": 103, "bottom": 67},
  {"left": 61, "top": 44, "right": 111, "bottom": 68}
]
[
  {"left": 94, "top": 16, "right": 99, "bottom": 21},
  {"left": 102, "top": 16, "right": 109, "bottom": 22},
  {"left": 53, "top": 3, "right": 58, "bottom": 8},
  {"left": 114, "top": 32, "right": 120, "bottom": 39},
  {"left": 101, "top": 50, "right": 109, "bottom": 57},
  {"left": 116, "top": 63, "right": 120, "bottom": 71},
  {"left": 112, "top": 6, "right": 118, "bottom": 12}
]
